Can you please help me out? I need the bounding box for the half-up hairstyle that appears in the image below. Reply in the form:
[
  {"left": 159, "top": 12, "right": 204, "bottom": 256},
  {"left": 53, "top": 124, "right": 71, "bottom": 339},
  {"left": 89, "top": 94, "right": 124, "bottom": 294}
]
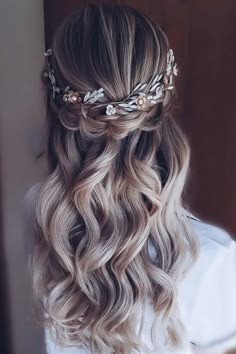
[{"left": 32, "top": 3, "right": 199, "bottom": 353}]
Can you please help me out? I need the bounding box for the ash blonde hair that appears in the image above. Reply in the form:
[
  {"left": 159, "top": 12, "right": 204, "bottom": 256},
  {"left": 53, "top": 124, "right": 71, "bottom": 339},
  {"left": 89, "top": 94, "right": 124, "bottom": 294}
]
[{"left": 32, "top": 4, "right": 199, "bottom": 353}]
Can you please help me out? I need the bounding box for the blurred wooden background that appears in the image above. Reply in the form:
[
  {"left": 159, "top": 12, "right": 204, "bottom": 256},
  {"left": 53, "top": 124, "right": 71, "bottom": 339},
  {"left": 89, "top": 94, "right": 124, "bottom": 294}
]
[{"left": 44, "top": 0, "right": 236, "bottom": 238}]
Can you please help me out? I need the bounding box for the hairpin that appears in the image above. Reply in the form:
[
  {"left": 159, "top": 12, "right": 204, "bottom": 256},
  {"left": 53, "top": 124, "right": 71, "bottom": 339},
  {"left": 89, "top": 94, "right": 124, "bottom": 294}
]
[{"left": 43, "top": 48, "right": 178, "bottom": 116}]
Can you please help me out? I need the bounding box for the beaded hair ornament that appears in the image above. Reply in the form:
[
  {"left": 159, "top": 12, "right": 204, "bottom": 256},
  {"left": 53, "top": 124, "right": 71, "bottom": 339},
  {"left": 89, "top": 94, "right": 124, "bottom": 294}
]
[{"left": 43, "top": 48, "right": 178, "bottom": 116}]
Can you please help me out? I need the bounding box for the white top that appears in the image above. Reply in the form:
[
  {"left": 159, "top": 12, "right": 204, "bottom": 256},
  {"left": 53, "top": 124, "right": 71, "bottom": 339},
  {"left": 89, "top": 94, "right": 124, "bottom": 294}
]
[{"left": 24, "top": 185, "right": 236, "bottom": 354}]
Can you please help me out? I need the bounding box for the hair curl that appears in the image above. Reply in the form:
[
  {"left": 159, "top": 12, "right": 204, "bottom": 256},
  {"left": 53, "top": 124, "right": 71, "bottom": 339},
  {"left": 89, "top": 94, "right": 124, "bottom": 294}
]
[{"left": 32, "top": 4, "right": 199, "bottom": 353}]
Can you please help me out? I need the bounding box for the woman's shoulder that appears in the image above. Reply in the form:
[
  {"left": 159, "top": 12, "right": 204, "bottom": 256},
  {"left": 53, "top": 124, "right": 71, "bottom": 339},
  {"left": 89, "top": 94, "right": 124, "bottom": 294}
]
[
  {"left": 24, "top": 182, "right": 41, "bottom": 209},
  {"left": 179, "top": 213, "right": 236, "bottom": 351},
  {"left": 187, "top": 212, "right": 234, "bottom": 250},
  {"left": 183, "top": 212, "right": 236, "bottom": 296},
  {"left": 23, "top": 183, "right": 42, "bottom": 257}
]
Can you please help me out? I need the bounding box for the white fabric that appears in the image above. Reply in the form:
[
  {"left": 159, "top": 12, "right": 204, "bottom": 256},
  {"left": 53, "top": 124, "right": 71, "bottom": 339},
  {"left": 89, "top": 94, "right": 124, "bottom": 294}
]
[
  {"left": 24, "top": 186, "right": 236, "bottom": 353},
  {"left": 178, "top": 218, "right": 236, "bottom": 348}
]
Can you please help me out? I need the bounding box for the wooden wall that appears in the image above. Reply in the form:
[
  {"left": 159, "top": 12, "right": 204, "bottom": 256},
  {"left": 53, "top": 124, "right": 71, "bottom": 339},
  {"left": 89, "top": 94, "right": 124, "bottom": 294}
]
[{"left": 44, "top": 0, "right": 236, "bottom": 237}]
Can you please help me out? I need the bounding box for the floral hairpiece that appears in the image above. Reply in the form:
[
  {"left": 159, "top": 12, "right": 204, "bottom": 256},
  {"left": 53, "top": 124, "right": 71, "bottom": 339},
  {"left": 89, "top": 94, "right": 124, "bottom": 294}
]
[{"left": 43, "top": 48, "right": 178, "bottom": 116}]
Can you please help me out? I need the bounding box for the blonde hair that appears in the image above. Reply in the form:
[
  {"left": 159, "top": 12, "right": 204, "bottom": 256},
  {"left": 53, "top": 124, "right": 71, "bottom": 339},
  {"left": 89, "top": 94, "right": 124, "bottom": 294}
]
[{"left": 32, "top": 4, "right": 199, "bottom": 353}]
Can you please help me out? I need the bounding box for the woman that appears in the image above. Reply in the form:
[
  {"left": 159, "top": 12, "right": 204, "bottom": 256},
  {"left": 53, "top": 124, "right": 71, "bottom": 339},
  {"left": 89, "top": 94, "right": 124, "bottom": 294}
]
[{"left": 27, "top": 3, "right": 236, "bottom": 353}]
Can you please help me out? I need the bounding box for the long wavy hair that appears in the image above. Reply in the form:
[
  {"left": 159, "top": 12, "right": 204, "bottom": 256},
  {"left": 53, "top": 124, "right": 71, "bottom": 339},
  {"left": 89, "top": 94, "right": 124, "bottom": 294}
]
[{"left": 32, "top": 4, "right": 199, "bottom": 353}]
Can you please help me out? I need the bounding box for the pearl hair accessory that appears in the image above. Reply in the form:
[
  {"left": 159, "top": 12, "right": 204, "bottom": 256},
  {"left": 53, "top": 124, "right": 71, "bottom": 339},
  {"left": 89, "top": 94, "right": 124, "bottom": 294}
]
[{"left": 43, "top": 48, "right": 178, "bottom": 116}]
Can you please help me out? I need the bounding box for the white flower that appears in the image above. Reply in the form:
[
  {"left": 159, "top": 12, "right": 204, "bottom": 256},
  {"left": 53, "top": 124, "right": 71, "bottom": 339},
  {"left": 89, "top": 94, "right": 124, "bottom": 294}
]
[
  {"left": 106, "top": 104, "right": 116, "bottom": 115},
  {"left": 136, "top": 95, "right": 147, "bottom": 109}
]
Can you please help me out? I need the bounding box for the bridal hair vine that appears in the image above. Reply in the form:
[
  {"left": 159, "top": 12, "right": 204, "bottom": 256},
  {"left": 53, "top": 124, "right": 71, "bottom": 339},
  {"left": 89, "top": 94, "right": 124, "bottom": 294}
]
[{"left": 43, "top": 48, "right": 178, "bottom": 116}]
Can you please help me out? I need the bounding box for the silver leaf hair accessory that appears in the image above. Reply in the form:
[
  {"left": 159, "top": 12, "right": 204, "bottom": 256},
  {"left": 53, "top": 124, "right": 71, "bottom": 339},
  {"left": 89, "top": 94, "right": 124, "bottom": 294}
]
[
  {"left": 43, "top": 49, "right": 61, "bottom": 99},
  {"left": 43, "top": 48, "right": 178, "bottom": 116}
]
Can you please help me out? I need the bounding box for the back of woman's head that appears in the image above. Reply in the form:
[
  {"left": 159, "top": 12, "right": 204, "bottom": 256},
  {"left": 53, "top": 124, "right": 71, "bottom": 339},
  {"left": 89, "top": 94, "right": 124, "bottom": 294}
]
[{"left": 33, "top": 4, "right": 199, "bottom": 353}]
